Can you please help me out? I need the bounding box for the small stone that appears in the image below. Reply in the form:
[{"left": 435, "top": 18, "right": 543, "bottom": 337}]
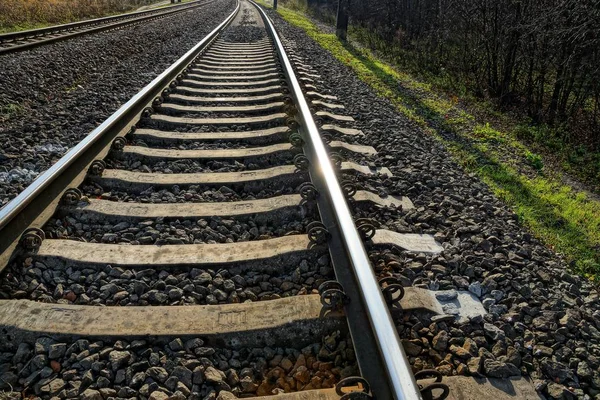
[
  {"left": 35, "top": 337, "right": 54, "bottom": 354},
  {"left": 436, "top": 364, "right": 453, "bottom": 376},
  {"left": 195, "top": 347, "right": 215, "bottom": 357},
  {"left": 402, "top": 340, "right": 422, "bottom": 356},
  {"left": 131, "top": 371, "right": 146, "bottom": 388},
  {"left": 483, "top": 323, "right": 505, "bottom": 341},
  {"left": 113, "top": 291, "right": 129, "bottom": 301},
  {"left": 449, "top": 345, "right": 472, "bottom": 360},
  {"left": 50, "top": 360, "right": 61, "bottom": 373},
  {"left": 31, "top": 354, "right": 48, "bottom": 369},
  {"left": 169, "top": 288, "right": 184, "bottom": 300},
  {"left": 478, "top": 240, "right": 493, "bottom": 253},
  {"left": 12, "top": 343, "right": 31, "bottom": 364},
  {"left": 82, "top": 370, "right": 94, "bottom": 387},
  {"left": 505, "top": 346, "right": 521, "bottom": 367},
  {"left": 533, "top": 345, "right": 554, "bottom": 357},
  {"left": 257, "top": 381, "right": 276, "bottom": 396},
  {"left": 435, "top": 290, "right": 457, "bottom": 301},
  {"left": 40, "top": 366, "right": 54, "bottom": 379},
  {"left": 185, "top": 338, "right": 204, "bottom": 350},
  {"left": 147, "top": 367, "right": 169, "bottom": 383},
  {"left": 99, "top": 388, "right": 117, "bottom": 398},
  {"left": 149, "top": 391, "right": 170, "bottom": 400},
  {"left": 468, "top": 282, "right": 482, "bottom": 297},
  {"left": 113, "top": 222, "right": 130, "bottom": 231},
  {"left": 79, "top": 354, "right": 97, "bottom": 369},
  {"left": 546, "top": 382, "right": 570, "bottom": 399},
  {"left": 114, "top": 369, "right": 126, "bottom": 384},
  {"left": 165, "top": 375, "right": 179, "bottom": 391},
  {"left": 541, "top": 360, "right": 577, "bottom": 384},
  {"left": 48, "top": 343, "right": 67, "bottom": 359},
  {"left": 559, "top": 311, "right": 579, "bottom": 329},
  {"left": 467, "top": 357, "right": 482, "bottom": 375},
  {"left": 576, "top": 361, "right": 592, "bottom": 379},
  {"left": 293, "top": 366, "right": 310, "bottom": 384},
  {"left": 22, "top": 370, "right": 41, "bottom": 387},
  {"left": 193, "top": 366, "right": 204, "bottom": 385},
  {"left": 42, "top": 378, "right": 66, "bottom": 394},
  {"left": 80, "top": 389, "right": 103, "bottom": 400},
  {"left": 109, "top": 350, "right": 130, "bottom": 371},
  {"left": 463, "top": 338, "right": 478, "bottom": 356},
  {"left": 196, "top": 272, "right": 212, "bottom": 284},
  {"left": 442, "top": 303, "right": 460, "bottom": 315},
  {"left": 204, "top": 366, "right": 226, "bottom": 384},
  {"left": 484, "top": 360, "right": 520, "bottom": 378},
  {"left": 169, "top": 338, "right": 185, "bottom": 351},
  {"left": 216, "top": 391, "right": 237, "bottom": 400},
  {"left": 171, "top": 366, "right": 193, "bottom": 389},
  {"left": 432, "top": 330, "right": 449, "bottom": 351},
  {"left": 64, "top": 291, "right": 77, "bottom": 302},
  {"left": 240, "top": 375, "right": 258, "bottom": 392},
  {"left": 102, "top": 233, "right": 118, "bottom": 242},
  {"left": 226, "top": 369, "right": 239, "bottom": 386}
]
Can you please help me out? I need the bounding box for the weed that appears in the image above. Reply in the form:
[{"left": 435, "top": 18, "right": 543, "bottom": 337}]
[
  {"left": 473, "top": 123, "right": 503, "bottom": 142},
  {"left": 0, "top": 103, "right": 24, "bottom": 122},
  {"left": 525, "top": 151, "right": 544, "bottom": 171}
]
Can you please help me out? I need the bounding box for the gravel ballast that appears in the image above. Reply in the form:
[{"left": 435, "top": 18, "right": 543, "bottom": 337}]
[
  {"left": 0, "top": 333, "right": 356, "bottom": 397},
  {"left": 3, "top": 1, "right": 599, "bottom": 398},
  {"left": 0, "top": 0, "right": 236, "bottom": 207},
  {"left": 262, "top": 7, "right": 600, "bottom": 399},
  {"left": 0, "top": 251, "right": 331, "bottom": 306}
]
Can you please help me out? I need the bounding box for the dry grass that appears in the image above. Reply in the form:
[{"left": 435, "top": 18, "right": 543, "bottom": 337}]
[{"left": 0, "top": 0, "right": 158, "bottom": 32}]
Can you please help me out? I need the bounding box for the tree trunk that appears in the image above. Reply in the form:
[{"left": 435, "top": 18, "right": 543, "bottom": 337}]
[{"left": 336, "top": 0, "right": 349, "bottom": 40}]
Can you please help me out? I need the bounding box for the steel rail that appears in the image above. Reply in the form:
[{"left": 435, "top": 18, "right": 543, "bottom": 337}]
[
  {"left": 0, "top": 2, "right": 240, "bottom": 269},
  {"left": 252, "top": 2, "right": 423, "bottom": 400},
  {"left": 0, "top": 0, "right": 211, "bottom": 55}
]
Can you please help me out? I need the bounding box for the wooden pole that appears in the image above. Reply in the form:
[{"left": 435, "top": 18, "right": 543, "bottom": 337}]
[
  {"left": 336, "top": 0, "right": 348, "bottom": 41},
  {"left": 273, "top": 0, "right": 277, "bottom": 9}
]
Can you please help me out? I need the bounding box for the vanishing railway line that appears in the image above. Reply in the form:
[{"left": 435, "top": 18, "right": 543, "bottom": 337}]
[
  {"left": 0, "top": 1, "right": 545, "bottom": 400},
  {"left": 0, "top": 0, "right": 216, "bottom": 55}
]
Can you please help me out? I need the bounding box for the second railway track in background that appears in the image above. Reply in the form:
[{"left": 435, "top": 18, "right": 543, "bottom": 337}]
[
  {"left": 0, "top": 1, "right": 545, "bottom": 399},
  {"left": 0, "top": 0, "right": 217, "bottom": 55}
]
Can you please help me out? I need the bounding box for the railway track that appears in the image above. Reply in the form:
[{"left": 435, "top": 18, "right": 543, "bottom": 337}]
[
  {"left": 0, "top": 1, "right": 545, "bottom": 399},
  {"left": 0, "top": 0, "right": 214, "bottom": 55}
]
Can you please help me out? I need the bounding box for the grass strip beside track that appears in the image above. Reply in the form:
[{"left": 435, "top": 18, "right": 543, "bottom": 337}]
[{"left": 257, "top": 0, "right": 600, "bottom": 279}]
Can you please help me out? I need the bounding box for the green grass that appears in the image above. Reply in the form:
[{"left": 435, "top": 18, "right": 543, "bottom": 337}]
[
  {"left": 0, "top": 103, "right": 24, "bottom": 122},
  {"left": 0, "top": 0, "right": 167, "bottom": 34},
  {"left": 260, "top": 0, "right": 600, "bottom": 278},
  {"left": 347, "top": 24, "right": 600, "bottom": 190},
  {"left": 525, "top": 151, "right": 544, "bottom": 171}
]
